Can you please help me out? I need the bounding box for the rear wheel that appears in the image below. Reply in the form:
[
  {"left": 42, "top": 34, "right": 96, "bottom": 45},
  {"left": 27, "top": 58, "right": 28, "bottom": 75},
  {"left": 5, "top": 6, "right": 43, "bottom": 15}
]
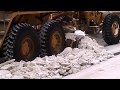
[
  {"left": 3, "top": 23, "right": 40, "bottom": 61},
  {"left": 102, "top": 13, "right": 120, "bottom": 45},
  {"left": 39, "top": 20, "right": 65, "bottom": 57}
]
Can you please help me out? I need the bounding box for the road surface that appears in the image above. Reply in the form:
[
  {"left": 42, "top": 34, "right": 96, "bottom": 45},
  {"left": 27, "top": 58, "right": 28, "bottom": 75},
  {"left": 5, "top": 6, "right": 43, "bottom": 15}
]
[{"left": 63, "top": 43, "right": 120, "bottom": 79}]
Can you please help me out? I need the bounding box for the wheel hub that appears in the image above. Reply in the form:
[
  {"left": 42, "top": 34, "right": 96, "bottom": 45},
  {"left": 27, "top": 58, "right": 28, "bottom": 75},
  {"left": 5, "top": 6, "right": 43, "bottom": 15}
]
[
  {"left": 51, "top": 31, "right": 61, "bottom": 53},
  {"left": 112, "top": 21, "right": 119, "bottom": 37},
  {"left": 20, "top": 36, "right": 34, "bottom": 59}
]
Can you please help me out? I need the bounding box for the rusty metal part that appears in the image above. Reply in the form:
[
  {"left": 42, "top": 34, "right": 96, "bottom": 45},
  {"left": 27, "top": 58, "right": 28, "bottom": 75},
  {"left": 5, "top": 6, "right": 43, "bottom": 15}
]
[
  {"left": 20, "top": 36, "right": 34, "bottom": 59},
  {"left": 51, "top": 31, "right": 61, "bottom": 53}
]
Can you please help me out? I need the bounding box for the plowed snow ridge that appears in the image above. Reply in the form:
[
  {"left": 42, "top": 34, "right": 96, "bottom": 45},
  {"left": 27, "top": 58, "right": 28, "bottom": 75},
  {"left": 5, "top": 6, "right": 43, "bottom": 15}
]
[{"left": 0, "top": 32, "right": 114, "bottom": 79}]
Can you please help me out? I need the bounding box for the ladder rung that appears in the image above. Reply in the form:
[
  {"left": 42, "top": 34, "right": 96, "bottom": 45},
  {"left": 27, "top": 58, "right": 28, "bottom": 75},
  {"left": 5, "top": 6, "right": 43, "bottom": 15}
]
[
  {"left": 0, "top": 19, "right": 10, "bottom": 22},
  {"left": 89, "top": 26, "right": 99, "bottom": 28},
  {"left": 0, "top": 31, "right": 5, "bottom": 35}
]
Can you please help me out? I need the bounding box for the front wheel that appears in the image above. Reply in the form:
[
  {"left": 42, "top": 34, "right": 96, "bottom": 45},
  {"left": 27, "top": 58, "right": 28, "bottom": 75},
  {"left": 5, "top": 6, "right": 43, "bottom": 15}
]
[
  {"left": 102, "top": 13, "right": 120, "bottom": 45},
  {"left": 3, "top": 23, "right": 40, "bottom": 61}
]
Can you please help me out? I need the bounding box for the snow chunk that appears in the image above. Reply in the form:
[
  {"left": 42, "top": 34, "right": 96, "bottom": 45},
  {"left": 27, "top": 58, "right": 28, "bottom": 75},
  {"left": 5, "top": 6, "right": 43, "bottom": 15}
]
[{"left": 0, "top": 70, "right": 12, "bottom": 79}]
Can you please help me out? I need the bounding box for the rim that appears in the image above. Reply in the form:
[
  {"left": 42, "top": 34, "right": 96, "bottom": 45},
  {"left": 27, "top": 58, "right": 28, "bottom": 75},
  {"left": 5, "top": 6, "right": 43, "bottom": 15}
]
[
  {"left": 51, "top": 31, "right": 61, "bottom": 53},
  {"left": 112, "top": 21, "right": 119, "bottom": 37},
  {"left": 20, "top": 36, "right": 34, "bottom": 59}
]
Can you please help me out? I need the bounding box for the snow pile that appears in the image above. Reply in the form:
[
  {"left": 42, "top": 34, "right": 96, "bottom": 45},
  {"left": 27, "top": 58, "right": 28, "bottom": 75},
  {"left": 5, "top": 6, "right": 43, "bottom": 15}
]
[
  {"left": 78, "top": 36, "right": 113, "bottom": 63},
  {"left": 0, "top": 32, "right": 114, "bottom": 79},
  {"left": 65, "top": 30, "right": 85, "bottom": 41},
  {"left": 88, "top": 32, "right": 108, "bottom": 46},
  {"left": 65, "top": 31, "right": 85, "bottom": 48}
]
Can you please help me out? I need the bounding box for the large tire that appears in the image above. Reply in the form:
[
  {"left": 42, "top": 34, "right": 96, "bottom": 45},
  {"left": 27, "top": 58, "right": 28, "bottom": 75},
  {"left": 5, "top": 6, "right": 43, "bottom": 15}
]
[
  {"left": 102, "top": 13, "right": 120, "bottom": 45},
  {"left": 39, "top": 20, "right": 65, "bottom": 57},
  {"left": 3, "top": 23, "right": 40, "bottom": 61}
]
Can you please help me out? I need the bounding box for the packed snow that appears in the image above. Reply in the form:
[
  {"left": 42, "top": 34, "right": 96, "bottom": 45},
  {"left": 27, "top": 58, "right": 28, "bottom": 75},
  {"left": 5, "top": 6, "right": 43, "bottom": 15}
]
[
  {"left": 88, "top": 31, "right": 108, "bottom": 46},
  {"left": 0, "top": 30, "right": 114, "bottom": 79},
  {"left": 63, "top": 54, "right": 120, "bottom": 79}
]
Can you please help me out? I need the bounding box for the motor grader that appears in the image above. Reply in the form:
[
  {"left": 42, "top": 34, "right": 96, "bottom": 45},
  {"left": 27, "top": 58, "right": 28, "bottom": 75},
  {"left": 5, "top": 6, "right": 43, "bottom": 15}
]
[{"left": 0, "top": 11, "right": 120, "bottom": 62}]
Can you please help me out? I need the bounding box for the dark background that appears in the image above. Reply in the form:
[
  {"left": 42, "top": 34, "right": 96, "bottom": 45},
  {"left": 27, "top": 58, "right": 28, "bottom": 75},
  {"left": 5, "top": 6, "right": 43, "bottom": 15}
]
[{"left": 1, "top": 0, "right": 120, "bottom": 11}]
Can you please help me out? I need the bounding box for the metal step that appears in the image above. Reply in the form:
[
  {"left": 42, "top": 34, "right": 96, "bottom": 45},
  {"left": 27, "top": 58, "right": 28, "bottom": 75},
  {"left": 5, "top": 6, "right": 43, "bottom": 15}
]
[
  {"left": 88, "top": 26, "right": 99, "bottom": 28},
  {"left": 0, "top": 12, "right": 11, "bottom": 23},
  {"left": 0, "top": 31, "right": 5, "bottom": 36},
  {"left": 0, "top": 19, "right": 10, "bottom": 22}
]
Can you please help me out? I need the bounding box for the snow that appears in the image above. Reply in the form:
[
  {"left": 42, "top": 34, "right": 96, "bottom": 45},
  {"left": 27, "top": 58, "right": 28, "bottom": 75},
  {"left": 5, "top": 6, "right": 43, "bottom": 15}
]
[
  {"left": 63, "top": 54, "right": 120, "bottom": 79},
  {"left": 0, "top": 31, "right": 114, "bottom": 79},
  {"left": 105, "top": 43, "right": 120, "bottom": 54},
  {"left": 88, "top": 31, "right": 108, "bottom": 46}
]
